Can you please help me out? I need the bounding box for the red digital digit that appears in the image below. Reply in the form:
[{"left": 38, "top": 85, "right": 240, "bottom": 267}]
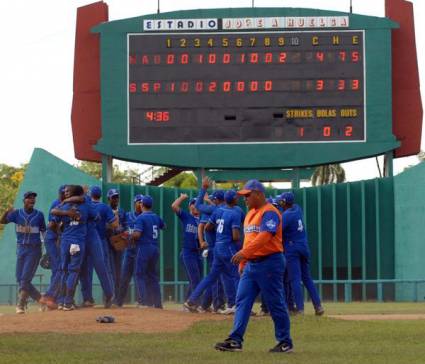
[
  {"left": 145, "top": 112, "right": 154, "bottom": 121},
  {"left": 153, "top": 55, "right": 161, "bottom": 64},
  {"left": 223, "top": 81, "right": 231, "bottom": 92},
  {"left": 162, "top": 111, "right": 170, "bottom": 122},
  {"left": 316, "top": 52, "right": 324, "bottom": 62},
  {"left": 129, "top": 55, "right": 137, "bottom": 64},
  {"left": 129, "top": 83, "right": 137, "bottom": 93},
  {"left": 345, "top": 126, "right": 353, "bottom": 137},
  {"left": 153, "top": 82, "right": 161, "bottom": 92},
  {"left": 195, "top": 81, "right": 203, "bottom": 92},
  {"left": 208, "top": 81, "right": 217, "bottom": 92},
  {"left": 180, "top": 82, "right": 189, "bottom": 93},
  {"left": 196, "top": 54, "right": 204, "bottom": 64},
  {"left": 279, "top": 52, "right": 287, "bottom": 63},
  {"left": 222, "top": 53, "right": 231, "bottom": 64},
  {"left": 316, "top": 80, "right": 324, "bottom": 91},
  {"left": 141, "top": 82, "right": 149, "bottom": 93},
  {"left": 264, "top": 80, "right": 273, "bottom": 91},
  {"left": 141, "top": 55, "right": 149, "bottom": 65},
  {"left": 156, "top": 112, "right": 163, "bottom": 122},
  {"left": 240, "top": 53, "right": 246, "bottom": 64},
  {"left": 181, "top": 53, "right": 189, "bottom": 64},
  {"left": 323, "top": 126, "right": 331, "bottom": 137},
  {"left": 249, "top": 52, "right": 259, "bottom": 63},
  {"left": 169, "top": 82, "right": 175, "bottom": 93},
  {"left": 264, "top": 52, "right": 273, "bottom": 63},
  {"left": 236, "top": 81, "right": 245, "bottom": 92},
  {"left": 208, "top": 53, "right": 216, "bottom": 64},
  {"left": 351, "top": 51, "right": 360, "bottom": 62},
  {"left": 352, "top": 79, "right": 360, "bottom": 90},
  {"left": 166, "top": 54, "right": 175, "bottom": 64},
  {"left": 338, "top": 79, "right": 345, "bottom": 91},
  {"left": 338, "top": 51, "right": 346, "bottom": 62},
  {"left": 250, "top": 81, "right": 258, "bottom": 92},
  {"left": 299, "top": 127, "right": 305, "bottom": 137}
]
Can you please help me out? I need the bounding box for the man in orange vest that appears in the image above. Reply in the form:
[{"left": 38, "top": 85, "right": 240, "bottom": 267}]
[{"left": 214, "top": 179, "right": 293, "bottom": 353}]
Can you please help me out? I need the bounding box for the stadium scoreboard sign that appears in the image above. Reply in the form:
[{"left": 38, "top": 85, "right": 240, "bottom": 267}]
[
  {"left": 128, "top": 29, "right": 364, "bottom": 144},
  {"left": 93, "top": 9, "right": 399, "bottom": 168}
]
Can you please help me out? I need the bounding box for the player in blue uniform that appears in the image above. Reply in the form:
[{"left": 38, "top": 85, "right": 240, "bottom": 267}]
[
  {"left": 171, "top": 193, "right": 202, "bottom": 300},
  {"left": 116, "top": 194, "right": 143, "bottom": 307},
  {"left": 1, "top": 191, "right": 46, "bottom": 314},
  {"left": 106, "top": 188, "right": 126, "bottom": 303},
  {"left": 195, "top": 177, "right": 226, "bottom": 312},
  {"left": 184, "top": 189, "right": 241, "bottom": 314},
  {"left": 39, "top": 185, "right": 66, "bottom": 309},
  {"left": 278, "top": 192, "right": 324, "bottom": 315},
  {"left": 50, "top": 185, "right": 95, "bottom": 310},
  {"left": 126, "top": 195, "right": 165, "bottom": 308}
]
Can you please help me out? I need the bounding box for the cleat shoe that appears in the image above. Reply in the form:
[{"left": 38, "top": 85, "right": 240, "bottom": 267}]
[
  {"left": 269, "top": 341, "right": 294, "bottom": 353},
  {"left": 104, "top": 296, "right": 113, "bottom": 309},
  {"left": 81, "top": 300, "right": 95, "bottom": 308},
  {"left": 57, "top": 303, "right": 64, "bottom": 311},
  {"left": 63, "top": 304, "right": 76, "bottom": 311},
  {"left": 183, "top": 301, "right": 199, "bottom": 313},
  {"left": 215, "top": 338, "right": 242, "bottom": 352},
  {"left": 257, "top": 310, "right": 270, "bottom": 317},
  {"left": 40, "top": 296, "right": 58, "bottom": 310},
  {"left": 198, "top": 306, "right": 212, "bottom": 313},
  {"left": 290, "top": 309, "right": 304, "bottom": 316},
  {"left": 16, "top": 306, "right": 25, "bottom": 314},
  {"left": 136, "top": 304, "right": 149, "bottom": 309},
  {"left": 217, "top": 305, "right": 236, "bottom": 315},
  {"left": 315, "top": 306, "right": 325, "bottom": 316}
]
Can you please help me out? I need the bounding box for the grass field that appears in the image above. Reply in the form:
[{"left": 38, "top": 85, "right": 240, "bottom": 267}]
[{"left": 1, "top": 303, "right": 425, "bottom": 364}]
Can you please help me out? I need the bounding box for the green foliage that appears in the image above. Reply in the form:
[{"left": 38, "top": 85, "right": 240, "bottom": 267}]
[
  {"left": 311, "top": 163, "right": 346, "bottom": 186},
  {"left": 74, "top": 161, "right": 141, "bottom": 184},
  {"left": 163, "top": 172, "right": 198, "bottom": 189}
]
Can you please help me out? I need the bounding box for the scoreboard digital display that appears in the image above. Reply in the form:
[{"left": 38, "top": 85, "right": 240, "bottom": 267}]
[{"left": 128, "top": 30, "right": 365, "bottom": 144}]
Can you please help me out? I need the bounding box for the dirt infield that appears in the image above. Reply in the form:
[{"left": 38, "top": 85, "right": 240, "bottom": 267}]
[
  {"left": 0, "top": 307, "right": 228, "bottom": 334},
  {"left": 329, "top": 314, "right": 425, "bottom": 321}
]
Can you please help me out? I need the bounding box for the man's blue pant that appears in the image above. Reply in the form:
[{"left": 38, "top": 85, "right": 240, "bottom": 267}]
[
  {"left": 44, "top": 239, "right": 61, "bottom": 299},
  {"left": 285, "top": 242, "right": 321, "bottom": 311},
  {"left": 16, "top": 244, "right": 42, "bottom": 300},
  {"left": 79, "top": 228, "right": 114, "bottom": 302},
  {"left": 181, "top": 249, "right": 203, "bottom": 299},
  {"left": 117, "top": 246, "right": 138, "bottom": 305},
  {"left": 188, "top": 244, "right": 239, "bottom": 307},
  {"left": 229, "top": 253, "right": 292, "bottom": 346},
  {"left": 135, "top": 243, "right": 162, "bottom": 308},
  {"left": 201, "top": 249, "right": 225, "bottom": 310}
]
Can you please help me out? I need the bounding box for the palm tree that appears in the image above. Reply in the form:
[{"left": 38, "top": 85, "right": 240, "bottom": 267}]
[{"left": 311, "top": 164, "right": 346, "bottom": 186}]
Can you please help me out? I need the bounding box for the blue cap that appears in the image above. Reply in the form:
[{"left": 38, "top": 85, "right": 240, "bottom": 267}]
[
  {"left": 134, "top": 194, "right": 144, "bottom": 203},
  {"left": 58, "top": 185, "right": 66, "bottom": 194},
  {"left": 23, "top": 191, "right": 37, "bottom": 199},
  {"left": 107, "top": 188, "right": 119, "bottom": 199},
  {"left": 225, "top": 190, "right": 238, "bottom": 203},
  {"left": 90, "top": 186, "right": 102, "bottom": 198},
  {"left": 189, "top": 198, "right": 196, "bottom": 206},
  {"left": 142, "top": 195, "right": 153, "bottom": 208},
  {"left": 237, "top": 179, "right": 266, "bottom": 195},
  {"left": 266, "top": 197, "right": 274, "bottom": 203},
  {"left": 280, "top": 192, "right": 295, "bottom": 204},
  {"left": 210, "top": 190, "right": 225, "bottom": 201}
]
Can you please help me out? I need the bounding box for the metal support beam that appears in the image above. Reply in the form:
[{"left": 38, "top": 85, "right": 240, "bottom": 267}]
[
  {"left": 383, "top": 151, "right": 393, "bottom": 177},
  {"left": 102, "top": 155, "right": 113, "bottom": 183}
]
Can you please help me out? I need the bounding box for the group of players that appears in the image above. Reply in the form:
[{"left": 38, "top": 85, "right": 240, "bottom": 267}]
[{"left": 0, "top": 184, "right": 164, "bottom": 313}]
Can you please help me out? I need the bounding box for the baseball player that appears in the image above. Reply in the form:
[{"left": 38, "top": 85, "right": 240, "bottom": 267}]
[
  {"left": 125, "top": 195, "right": 165, "bottom": 308},
  {"left": 184, "top": 189, "right": 241, "bottom": 314},
  {"left": 0, "top": 191, "right": 46, "bottom": 314},
  {"left": 215, "top": 180, "right": 293, "bottom": 353},
  {"left": 171, "top": 193, "right": 202, "bottom": 300},
  {"left": 116, "top": 194, "right": 143, "bottom": 307},
  {"left": 278, "top": 192, "right": 324, "bottom": 315}
]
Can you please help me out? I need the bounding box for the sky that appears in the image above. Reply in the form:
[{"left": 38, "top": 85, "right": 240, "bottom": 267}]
[{"left": 0, "top": 0, "right": 423, "bottom": 182}]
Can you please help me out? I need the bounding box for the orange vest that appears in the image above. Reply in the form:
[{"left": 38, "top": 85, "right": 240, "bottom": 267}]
[{"left": 241, "top": 203, "right": 283, "bottom": 260}]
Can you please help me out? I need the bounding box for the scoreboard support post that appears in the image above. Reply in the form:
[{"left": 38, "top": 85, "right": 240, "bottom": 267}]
[{"left": 102, "top": 155, "right": 113, "bottom": 183}]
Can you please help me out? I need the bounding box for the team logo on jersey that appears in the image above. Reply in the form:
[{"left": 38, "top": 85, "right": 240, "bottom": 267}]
[
  {"left": 245, "top": 225, "right": 260, "bottom": 233},
  {"left": 265, "top": 219, "right": 277, "bottom": 230}
]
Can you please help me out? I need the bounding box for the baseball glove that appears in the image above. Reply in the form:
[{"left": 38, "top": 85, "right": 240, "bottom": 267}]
[
  {"left": 39, "top": 253, "right": 51, "bottom": 270},
  {"left": 109, "top": 234, "right": 129, "bottom": 251}
]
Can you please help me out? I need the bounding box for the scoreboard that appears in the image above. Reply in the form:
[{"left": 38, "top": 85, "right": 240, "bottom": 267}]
[
  {"left": 128, "top": 31, "right": 364, "bottom": 144},
  {"left": 92, "top": 8, "right": 399, "bottom": 168}
]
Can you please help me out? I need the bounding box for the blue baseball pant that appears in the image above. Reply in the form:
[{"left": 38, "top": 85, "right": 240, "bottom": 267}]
[
  {"left": 117, "top": 246, "right": 138, "bottom": 305},
  {"left": 180, "top": 249, "right": 203, "bottom": 299},
  {"left": 201, "top": 249, "right": 225, "bottom": 310},
  {"left": 44, "top": 239, "right": 61, "bottom": 299},
  {"left": 16, "top": 244, "right": 42, "bottom": 300}
]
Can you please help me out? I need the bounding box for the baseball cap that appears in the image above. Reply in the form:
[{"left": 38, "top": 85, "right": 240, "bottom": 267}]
[
  {"left": 266, "top": 197, "right": 274, "bottom": 203},
  {"left": 142, "top": 195, "right": 153, "bottom": 208},
  {"left": 280, "top": 192, "right": 295, "bottom": 204},
  {"left": 189, "top": 198, "right": 196, "bottom": 206},
  {"left": 58, "top": 185, "right": 66, "bottom": 194},
  {"left": 225, "top": 190, "right": 238, "bottom": 203},
  {"left": 23, "top": 191, "right": 37, "bottom": 199},
  {"left": 237, "top": 179, "right": 266, "bottom": 195},
  {"left": 107, "top": 188, "right": 119, "bottom": 199},
  {"left": 90, "top": 186, "right": 102, "bottom": 198},
  {"left": 134, "top": 194, "right": 144, "bottom": 203},
  {"left": 210, "top": 190, "right": 225, "bottom": 201}
]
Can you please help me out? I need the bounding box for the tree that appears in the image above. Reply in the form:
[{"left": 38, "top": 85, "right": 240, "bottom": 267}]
[
  {"left": 311, "top": 164, "right": 346, "bottom": 186},
  {"left": 74, "top": 161, "right": 140, "bottom": 184},
  {"left": 418, "top": 150, "right": 425, "bottom": 162},
  {"left": 163, "top": 172, "right": 198, "bottom": 189}
]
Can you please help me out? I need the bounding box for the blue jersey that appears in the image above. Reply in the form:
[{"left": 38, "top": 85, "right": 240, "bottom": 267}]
[
  {"left": 111, "top": 207, "right": 126, "bottom": 234},
  {"left": 176, "top": 209, "right": 199, "bottom": 251},
  {"left": 92, "top": 200, "right": 115, "bottom": 239},
  {"left": 46, "top": 199, "right": 61, "bottom": 241},
  {"left": 209, "top": 205, "right": 241, "bottom": 244},
  {"left": 134, "top": 211, "right": 165, "bottom": 245},
  {"left": 282, "top": 204, "right": 307, "bottom": 243},
  {"left": 54, "top": 202, "right": 94, "bottom": 242},
  {"left": 124, "top": 211, "right": 142, "bottom": 231},
  {"left": 6, "top": 208, "right": 46, "bottom": 244}
]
